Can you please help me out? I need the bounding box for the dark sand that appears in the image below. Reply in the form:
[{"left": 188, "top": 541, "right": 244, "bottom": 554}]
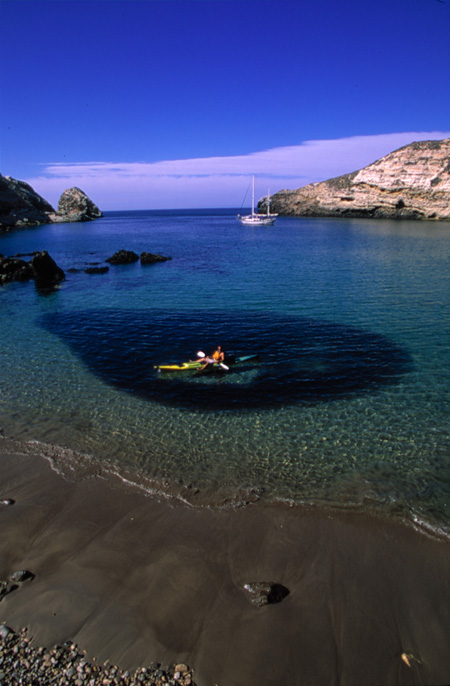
[{"left": 1, "top": 437, "right": 450, "bottom": 686}]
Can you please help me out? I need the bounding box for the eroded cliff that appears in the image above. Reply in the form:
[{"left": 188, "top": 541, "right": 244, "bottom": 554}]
[{"left": 265, "top": 139, "right": 450, "bottom": 221}]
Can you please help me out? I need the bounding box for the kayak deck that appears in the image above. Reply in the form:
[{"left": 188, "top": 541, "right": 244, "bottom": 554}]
[
  {"left": 154, "top": 354, "right": 260, "bottom": 372},
  {"left": 155, "top": 360, "right": 205, "bottom": 372}
]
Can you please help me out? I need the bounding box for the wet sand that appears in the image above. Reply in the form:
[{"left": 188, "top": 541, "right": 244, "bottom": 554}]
[{"left": 1, "top": 437, "right": 450, "bottom": 686}]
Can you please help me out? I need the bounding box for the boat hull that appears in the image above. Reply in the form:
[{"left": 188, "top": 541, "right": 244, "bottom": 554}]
[{"left": 238, "top": 214, "right": 277, "bottom": 226}]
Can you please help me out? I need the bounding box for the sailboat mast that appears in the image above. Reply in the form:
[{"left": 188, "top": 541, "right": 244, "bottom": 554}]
[{"left": 252, "top": 175, "right": 255, "bottom": 218}]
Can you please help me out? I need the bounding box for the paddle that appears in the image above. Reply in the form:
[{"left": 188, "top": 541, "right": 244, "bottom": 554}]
[{"left": 197, "top": 351, "right": 229, "bottom": 371}]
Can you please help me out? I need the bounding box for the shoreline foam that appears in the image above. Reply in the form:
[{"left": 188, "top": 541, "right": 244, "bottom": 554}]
[
  {"left": 1, "top": 436, "right": 450, "bottom": 685},
  {"left": 12, "top": 434, "right": 450, "bottom": 543}
]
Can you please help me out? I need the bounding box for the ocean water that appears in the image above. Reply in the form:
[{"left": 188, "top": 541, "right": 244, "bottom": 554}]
[{"left": 1, "top": 210, "right": 450, "bottom": 533}]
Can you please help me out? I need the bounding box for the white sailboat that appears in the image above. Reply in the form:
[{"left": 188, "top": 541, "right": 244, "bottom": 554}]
[{"left": 237, "top": 175, "right": 278, "bottom": 226}]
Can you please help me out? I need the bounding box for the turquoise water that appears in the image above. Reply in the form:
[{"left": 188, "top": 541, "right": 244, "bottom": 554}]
[{"left": 1, "top": 211, "right": 450, "bottom": 532}]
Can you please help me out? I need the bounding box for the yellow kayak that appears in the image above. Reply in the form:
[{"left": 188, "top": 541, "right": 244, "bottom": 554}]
[
  {"left": 154, "top": 354, "right": 259, "bottom": 373},
  {"left": 154, "top": 360, "right": 207, "bottom": 372}
]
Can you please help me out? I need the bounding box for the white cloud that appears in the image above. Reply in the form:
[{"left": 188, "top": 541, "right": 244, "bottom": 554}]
[{"left": 25, "top": 131, "right": 450, "bottom": 210}]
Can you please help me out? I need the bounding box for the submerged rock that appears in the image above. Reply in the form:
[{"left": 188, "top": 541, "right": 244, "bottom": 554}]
[{"left": 84, "top": 266, "right": 110, "bottom": 274}]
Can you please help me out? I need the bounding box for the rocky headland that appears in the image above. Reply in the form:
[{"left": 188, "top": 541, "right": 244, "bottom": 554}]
[
  {"left": 264, "top": 138, "right": 450, "bottom": 221},
  {"left": 0, "top": 174, "right": 102, "bottom": 232}
]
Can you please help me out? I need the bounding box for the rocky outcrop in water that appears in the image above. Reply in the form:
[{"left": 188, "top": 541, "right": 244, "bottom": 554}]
[
  {"left": 106, "top": 250, "right": 140, "bottom": 265},
  {"left": 31, "top": 250, "right": 66, "bottom": 288},
  {"left": 1, "top": 247, "right": 172, "bottom": 286},
  {"left": 0, "top": 175, "right": 102, "bottom": 231},
  {"left": 264, "top": 139, "right": 450, "bottom": 221},
  {"left": 0, "top": 250, "right": 65, "bottom": 288},
  {"left": 140, "top": 252, "right": 172, "bottom": 265},
  {"left": 0, "top": 255, "right": 34, "bottom": 284},
  {"left": 106, "top": 250, "right": 172, "bottom": 265},
  {"left": 49, "top": 186, "right": 103, "bottom": 223}
]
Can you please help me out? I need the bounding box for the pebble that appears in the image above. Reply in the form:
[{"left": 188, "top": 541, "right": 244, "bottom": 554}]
[{"left": 0, "top": 626, "right": 196, "bottom": 686}]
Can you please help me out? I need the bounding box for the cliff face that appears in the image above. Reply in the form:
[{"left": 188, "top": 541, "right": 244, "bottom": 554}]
[
  {"left": 265, "top": 139, "right": 450, "bottom": 221},
  {"left": 0, "top": 175, "right": 102, "bottom": 232},
  {"left": 0, "top": 175, "right": 55, "bottom": 230}
]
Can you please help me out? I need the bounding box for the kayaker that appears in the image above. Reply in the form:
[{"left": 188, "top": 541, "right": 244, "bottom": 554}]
[
  {"left": 200, "top": 346, "right": 225, "bottom": 370},
  {"left": 212, "top": 346, "right": 225, "bottom": 363}
]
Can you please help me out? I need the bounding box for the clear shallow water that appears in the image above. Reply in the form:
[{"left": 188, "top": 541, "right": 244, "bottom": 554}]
[{"left": 1, "top": 211, "right": 450, "bottom": 532}]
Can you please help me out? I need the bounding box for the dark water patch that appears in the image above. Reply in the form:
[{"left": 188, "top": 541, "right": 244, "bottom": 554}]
[{"left": 39, "top": 309, "right": 412, "bottom": 410}]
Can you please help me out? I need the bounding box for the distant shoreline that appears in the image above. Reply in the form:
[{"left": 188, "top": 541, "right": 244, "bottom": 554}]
[{"left": 1, "top": 436, "right": 450, "bottom": 685}]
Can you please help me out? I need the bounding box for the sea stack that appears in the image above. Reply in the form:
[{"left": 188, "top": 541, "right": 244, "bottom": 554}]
[
  {"left": 50, "top": 187, "right": 103, "bottom": 223},
  {"left": 0, "top": 175, "right": 103, "bottom": 231}
]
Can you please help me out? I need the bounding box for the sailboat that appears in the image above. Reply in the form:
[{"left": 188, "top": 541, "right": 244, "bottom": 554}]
[{"left": 237, "top": 175, "right": 278, "bottom": 226}]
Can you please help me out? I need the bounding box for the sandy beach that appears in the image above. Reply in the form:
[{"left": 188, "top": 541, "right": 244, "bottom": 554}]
[{"left": 1, "top": 436, "right": 450, "bottom": 686}]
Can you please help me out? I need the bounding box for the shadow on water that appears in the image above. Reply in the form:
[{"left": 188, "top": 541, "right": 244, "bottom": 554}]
[{"left": 40, "top": 309, "right": 413, "bottom": 411}]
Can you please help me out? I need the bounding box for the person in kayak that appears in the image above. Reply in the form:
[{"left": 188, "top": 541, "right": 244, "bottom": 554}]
[
  {"left": 212, "top": 346, "right": 225, "bottom": 363},
  {"left": 200, "top": 346, "right": 225, "bottom": 370}
]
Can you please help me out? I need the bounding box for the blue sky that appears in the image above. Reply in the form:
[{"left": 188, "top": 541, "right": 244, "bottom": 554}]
[{"left": 1, "top": 0, "right": 449, "bottom": 210}]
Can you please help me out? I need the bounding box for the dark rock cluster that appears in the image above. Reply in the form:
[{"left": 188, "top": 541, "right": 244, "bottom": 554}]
[
  {"left": 106, "top": 250, "right": 140, "bottom": 265},
  {"left": 106, "top": 250, "right": 172, "bottom": 265},
  {"left": 140, "top": 252, "right": 172, "bottom": 265},
  {"left": 0, "top": 250, "right": 65, "bottom": 288},
  {"left": 0, "top": 248, "right": 172, "bottom": 288}
]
